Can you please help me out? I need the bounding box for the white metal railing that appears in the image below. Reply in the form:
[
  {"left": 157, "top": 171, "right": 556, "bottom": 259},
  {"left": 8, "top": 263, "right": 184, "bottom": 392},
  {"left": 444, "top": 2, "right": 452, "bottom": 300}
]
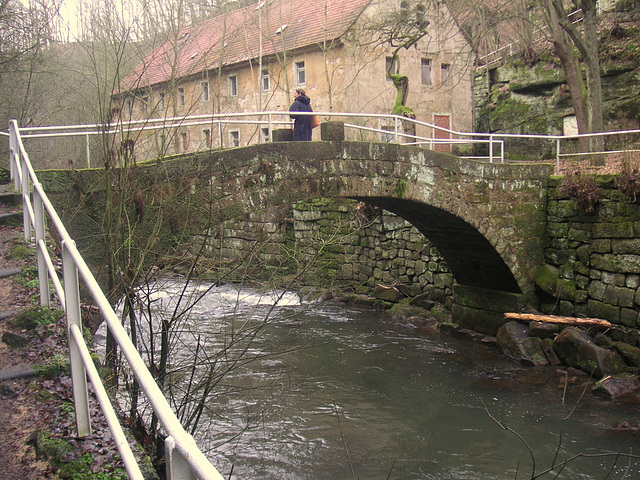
[
  {"left": 8, "top": 119, "right": 225, "bottom": 480},
  {"left": 11, "top": 111, "right": 640, "bottom": 174},
  {"left": 476, "top": 9, "right": 583, "bottom": 69},
  {"left": 15, "top": 111, "right": 506, "bottom": 165}
]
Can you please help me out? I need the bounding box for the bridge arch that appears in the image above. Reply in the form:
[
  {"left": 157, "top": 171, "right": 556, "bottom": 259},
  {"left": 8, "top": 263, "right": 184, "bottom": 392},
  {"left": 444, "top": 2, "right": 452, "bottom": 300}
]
[
  {"left": 192, "top": 140, "right": 552, "bottom": 304},
  {"left": 349, "top": 197, "right": 521, "bottom": 294}
]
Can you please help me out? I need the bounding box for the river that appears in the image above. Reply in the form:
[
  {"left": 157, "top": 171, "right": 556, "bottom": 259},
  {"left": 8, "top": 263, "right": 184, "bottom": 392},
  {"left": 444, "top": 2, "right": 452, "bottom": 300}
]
[{"left": 107, "top": 282, "right": 640, "bottom": 479}]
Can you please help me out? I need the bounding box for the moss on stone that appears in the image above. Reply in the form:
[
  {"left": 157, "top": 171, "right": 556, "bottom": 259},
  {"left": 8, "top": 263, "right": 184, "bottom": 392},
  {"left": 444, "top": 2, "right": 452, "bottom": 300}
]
[{"left": 535, "top": 264, "right": 559, "bottom": 296}]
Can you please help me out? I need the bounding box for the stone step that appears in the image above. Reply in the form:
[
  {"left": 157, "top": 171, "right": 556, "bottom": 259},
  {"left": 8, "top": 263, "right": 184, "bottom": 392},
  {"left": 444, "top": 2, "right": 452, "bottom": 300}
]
[
  {"left": 0, "top": 211, "right": 22, "bottom": 226},
  {"left": 0, "top": 182, "right": 21, "bottom": 206}
]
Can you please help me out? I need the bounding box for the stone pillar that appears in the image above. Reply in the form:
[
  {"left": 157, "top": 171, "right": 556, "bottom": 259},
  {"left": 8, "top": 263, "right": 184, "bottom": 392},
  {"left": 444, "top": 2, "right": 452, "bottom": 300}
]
[
  {"left": 272, "top": 128, "right": 293, "bottom": 142},
  {"left": 321, "top": 121, "right": 345, "bottom": 142}
]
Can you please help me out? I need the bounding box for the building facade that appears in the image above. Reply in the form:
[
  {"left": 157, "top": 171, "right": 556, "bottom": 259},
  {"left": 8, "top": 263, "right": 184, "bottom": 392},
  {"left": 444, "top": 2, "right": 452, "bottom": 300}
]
[{"left": 112, "top": 0, "right": 474, "bottom": 161}]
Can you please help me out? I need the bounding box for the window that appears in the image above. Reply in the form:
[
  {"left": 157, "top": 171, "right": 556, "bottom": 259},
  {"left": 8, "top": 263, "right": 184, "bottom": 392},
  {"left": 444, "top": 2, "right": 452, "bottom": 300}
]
[
  {"left": 261, "top": 127, "right": 270, "bottom": 143},
  {"left": 124, "top": 98, "right": 133, "bottom": 118},
  {"left": 201, "top": 81, "right": 209, "bottom": 102},
  {"left": 441, "top": 63, "right": 451, "bottom": 86},
  {"left": 228, "top": 75, "right": 238, "bottom": 96},
  {"left": 230, "top": 130, "right": 240, "bottom": 147},
  {"left": 385, "top": 56, "right": 398, "bottom": 81},
  {"left": 141, "top": 95, "right": 148, "bottom": 114},
  {"left": 295, "top": 61, "right": 306, "bottom": 85},
  {"left": 421, "top": 58, "right": 432, "bottom": 85},
  {"left": 381, "top": 126, "right": 396, "bottom": 143},
  {"left": 203, "top": 129, "right": 212, "bottom": 148},
  {"left": 158, "top": 92, "right": 165, "bottom": 111},
  {"left": 178, "top": 88, "right": 185, "bottom": 108},
  {"left": 261, "top": 69, "right": 270, "bottom": 91},
  {"left": 181, "top": 132, "right": 188, "bottom": 151},
  {"left": 400, "top": 0, "right": 410, "bottom": 19}
]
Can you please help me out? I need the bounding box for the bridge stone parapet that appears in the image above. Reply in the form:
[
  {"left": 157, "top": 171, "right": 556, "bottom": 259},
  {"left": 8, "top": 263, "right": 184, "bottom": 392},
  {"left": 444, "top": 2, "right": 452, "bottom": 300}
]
[{"left": 38, "top": 140, "right": 554, "bottom": 334}]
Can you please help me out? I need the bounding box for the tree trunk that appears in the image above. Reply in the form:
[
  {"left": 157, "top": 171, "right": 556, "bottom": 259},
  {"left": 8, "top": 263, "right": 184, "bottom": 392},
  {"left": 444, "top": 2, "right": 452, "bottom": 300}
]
[
  {"left": 544, "top": 0, "right": 590, "bottom": 152},
  {"left": 581, "top": 0, "right": 605, "bottom": 160},
  {"left": 542, "top": 0, "right": 604, "bottom": 162}
]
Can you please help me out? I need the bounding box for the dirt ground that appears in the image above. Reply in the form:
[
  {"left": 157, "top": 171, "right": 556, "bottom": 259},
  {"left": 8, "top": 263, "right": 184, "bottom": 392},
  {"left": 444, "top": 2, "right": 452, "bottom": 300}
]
[
  {"left": 0, "top": 225, "right": 139, "bottom": 479},
  {"left": 0, "top": 225, "right": 58, "bottom": 478}
]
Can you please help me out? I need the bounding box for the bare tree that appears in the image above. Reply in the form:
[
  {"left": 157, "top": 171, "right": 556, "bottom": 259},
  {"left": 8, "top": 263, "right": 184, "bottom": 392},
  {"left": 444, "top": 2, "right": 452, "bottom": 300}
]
[{"left": 538, "top": 0, "right": 604, "bottom": 155}]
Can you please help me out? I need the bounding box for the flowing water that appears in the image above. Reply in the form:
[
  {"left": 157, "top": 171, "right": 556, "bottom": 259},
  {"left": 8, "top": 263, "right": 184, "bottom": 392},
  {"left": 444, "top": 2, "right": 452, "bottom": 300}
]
[{"left": 104, "top": 282, "right": 640, "bottom": 479}]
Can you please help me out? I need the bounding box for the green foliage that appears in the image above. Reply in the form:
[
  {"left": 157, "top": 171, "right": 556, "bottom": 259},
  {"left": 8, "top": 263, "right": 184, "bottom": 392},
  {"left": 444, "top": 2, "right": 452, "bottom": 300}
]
[
  {"left": 35, "top": 354, "right": 71, "bottom": 377},
  {"left": 0, "top": 168, "right": 9, "bottom": 183},
  {"left": 9, "top": 243, "right": 34, "bottom": 259},
  {"left": 36, "top": 432, "right": 128, "bottom": 480},
  {"left": 393, "top": 179, "right": 407, "bottom": 198},
  {"left": 11, "top": 306, "right": 64, "bottom": 329},
  {"left": 392, "top": 104, "right": 415, "bottom": 117}
]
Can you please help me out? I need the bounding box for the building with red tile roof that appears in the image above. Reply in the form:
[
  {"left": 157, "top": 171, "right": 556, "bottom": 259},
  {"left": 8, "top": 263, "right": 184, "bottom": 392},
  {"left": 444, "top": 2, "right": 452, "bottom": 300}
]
[{"left": 113, "top": 0, "right": 474, "bottom": 160}]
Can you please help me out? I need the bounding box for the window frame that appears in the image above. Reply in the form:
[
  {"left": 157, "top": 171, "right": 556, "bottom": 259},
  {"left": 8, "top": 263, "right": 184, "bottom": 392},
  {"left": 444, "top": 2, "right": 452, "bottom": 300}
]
[
  {"left": 228, "top": 75, "right": 238, "bottom": 96},
  {"left": 201, "top": 81, "right": 210, "bottom": 102},
  {"left": 385, "top": 56, "right": 398, "bottom": 81},
  {"left": 124, "top": 98, "right": 133, "bottom": 118},
  {"left": 294, "top": 61, "right": 306, "bottom": 86},
  {"left": 229, "top": 130, "right": 240, "bottom": 147},
  {"left": 261, "top": 69, "right": 270, "bottom": 91},
  {"left": 203, "top": 128, "right": 212, "bottom": 148},
  {"left": 178, "top": 87, "right": 185, "bottom": 108},
  {"left": 441, "top": 63, "right": 451, "bottom": 86},
  {"left": 421, "top": 58, "right": 432, "bottom": 86}
]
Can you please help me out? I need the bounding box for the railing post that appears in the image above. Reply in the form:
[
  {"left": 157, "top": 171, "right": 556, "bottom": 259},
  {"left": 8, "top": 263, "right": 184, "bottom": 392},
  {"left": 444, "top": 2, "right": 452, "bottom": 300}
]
[
  {"left": 556, "top": 137, "right": 561, "bottom": 173},
  {"left": 268, "top": 113, "right": 273, "bottom": 142},
  {"left": 394, "top": 116, "right": 400, "bottom": 144},
  {"left": 21, "top": 153, "right": 31, "bottom": 242},
  {"left": 85, "top": 133, "right": 91, "bottom": 168},
  {"left": 165, "top": 436, "right": 197, "bottom": 480},
  {"left": 9, "top": 122, "right": 17, "bottom": 187},
  {"left": 33, "top": 187, "right": 50, "bottom": 308},
  {"left": 489, "top": 135, "right": 494, "bottom": 163},
  {"left": 62, "top": 240, "right": 92, "bottom": 437}
]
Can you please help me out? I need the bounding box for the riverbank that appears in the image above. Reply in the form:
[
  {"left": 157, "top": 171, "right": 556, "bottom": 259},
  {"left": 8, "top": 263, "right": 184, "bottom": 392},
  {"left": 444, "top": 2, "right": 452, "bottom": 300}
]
[{"left": 0, "top": 225, "right": 153, "bottom": 479}]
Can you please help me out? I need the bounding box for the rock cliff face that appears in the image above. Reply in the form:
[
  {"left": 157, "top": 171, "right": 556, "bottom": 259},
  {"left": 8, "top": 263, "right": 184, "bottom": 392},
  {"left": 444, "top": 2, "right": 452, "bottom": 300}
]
[{"left": 473, "top": 6, "right": 640, "bottom": 160}]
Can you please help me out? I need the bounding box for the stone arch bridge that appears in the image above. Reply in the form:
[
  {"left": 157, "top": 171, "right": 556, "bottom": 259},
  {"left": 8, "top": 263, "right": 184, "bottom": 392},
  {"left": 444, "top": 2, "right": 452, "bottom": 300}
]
[{"left": 42, "top": 134, "right": 554, "bottom": 331}]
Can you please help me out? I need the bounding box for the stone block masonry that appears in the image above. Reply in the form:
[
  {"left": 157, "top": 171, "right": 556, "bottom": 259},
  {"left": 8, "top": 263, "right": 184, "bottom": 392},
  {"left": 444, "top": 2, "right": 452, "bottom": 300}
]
[
  {"left": 540, "top": 175, "right": 640, "bottom": 332},
  {"left": 212, "top": 197, "right": 454, "bottom": 300}
]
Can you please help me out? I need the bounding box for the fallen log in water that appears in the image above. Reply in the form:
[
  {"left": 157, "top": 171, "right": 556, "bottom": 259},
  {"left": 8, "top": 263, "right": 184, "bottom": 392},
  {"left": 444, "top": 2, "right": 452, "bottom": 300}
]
[{"left": 504, "top": 312, "right": 613, "bottom": 328}]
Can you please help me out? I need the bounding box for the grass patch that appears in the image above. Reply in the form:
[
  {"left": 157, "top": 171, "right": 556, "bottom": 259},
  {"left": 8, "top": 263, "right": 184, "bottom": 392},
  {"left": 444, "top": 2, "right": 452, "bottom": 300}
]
[
  {"left": 11, "top": 306, "right": 64, "bottom": 329},
  {"left": 9, "top": 243, "right": 34, "bottom": 259},
  {"left": 35, "top": 354, "right": 70, "bottom": 377}
]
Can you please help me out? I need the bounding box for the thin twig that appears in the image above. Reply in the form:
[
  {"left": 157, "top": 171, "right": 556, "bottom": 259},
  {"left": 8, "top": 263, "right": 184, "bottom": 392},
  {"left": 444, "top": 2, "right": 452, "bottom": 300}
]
[{"left": 482, "top": 399, "right": 536, "bottom": 479}]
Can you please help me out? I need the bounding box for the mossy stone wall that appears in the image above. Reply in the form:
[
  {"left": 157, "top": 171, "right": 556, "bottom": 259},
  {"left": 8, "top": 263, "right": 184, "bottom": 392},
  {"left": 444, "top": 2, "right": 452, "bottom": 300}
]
[
  {"left": 539, "top": 175, "right": 640, "bottom": 334},
  {"left": 212, "top": 197, "right": 453, "bottom": 299}
]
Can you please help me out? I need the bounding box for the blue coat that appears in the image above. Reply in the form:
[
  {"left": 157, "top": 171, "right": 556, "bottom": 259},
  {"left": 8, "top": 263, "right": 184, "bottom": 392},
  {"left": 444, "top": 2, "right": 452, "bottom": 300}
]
[{"left": 289, "top": 95, "right": 313, "bottom": 141}]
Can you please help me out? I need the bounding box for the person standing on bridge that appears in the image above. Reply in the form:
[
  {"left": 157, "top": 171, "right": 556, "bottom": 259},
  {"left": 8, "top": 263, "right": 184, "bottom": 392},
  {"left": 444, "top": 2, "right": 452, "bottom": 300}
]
[{"left": 289, "top": 88, "right": 313, "bottom": 141}]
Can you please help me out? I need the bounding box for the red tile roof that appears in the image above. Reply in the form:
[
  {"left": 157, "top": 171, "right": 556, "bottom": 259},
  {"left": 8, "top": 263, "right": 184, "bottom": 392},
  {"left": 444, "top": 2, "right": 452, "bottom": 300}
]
[{"left": 118, "top": 0, "right": 372, "bottom": 92}]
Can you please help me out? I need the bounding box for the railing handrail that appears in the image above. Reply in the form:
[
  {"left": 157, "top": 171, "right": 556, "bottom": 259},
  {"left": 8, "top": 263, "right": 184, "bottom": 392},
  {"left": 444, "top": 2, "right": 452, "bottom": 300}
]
[
  {"left": 6, "top": 111, "right": 640, "bottom": 172},
  {"left": 476, "top": 9, "right": 583, "bottom": 68},
  {"left": 8, "top": 119, "right": 225, "bottom": 480}
]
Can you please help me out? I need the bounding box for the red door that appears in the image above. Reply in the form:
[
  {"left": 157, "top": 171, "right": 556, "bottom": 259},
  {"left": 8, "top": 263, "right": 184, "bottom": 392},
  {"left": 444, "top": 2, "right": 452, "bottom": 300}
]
[{"left": 433, "top": 114, "right": 451, "bottom": 153}]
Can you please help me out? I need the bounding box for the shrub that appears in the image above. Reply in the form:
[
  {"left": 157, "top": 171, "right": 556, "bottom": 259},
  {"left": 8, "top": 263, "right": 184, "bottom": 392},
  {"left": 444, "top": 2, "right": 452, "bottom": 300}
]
[
  {"left": 616, "top": 160, "right": 640, "bottom": 203},
  {"left": 560, "top": 172, "right": 600, "bottom": 214}
]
